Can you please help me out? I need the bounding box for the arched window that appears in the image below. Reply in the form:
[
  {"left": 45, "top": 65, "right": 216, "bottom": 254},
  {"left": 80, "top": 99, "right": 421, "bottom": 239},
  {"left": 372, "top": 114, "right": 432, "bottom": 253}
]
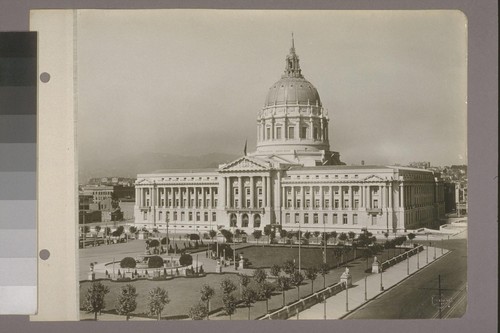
[
  {"left": 254, "top": 214, "right": 261, "bottom": 228},
  {"left": 230, "top": 213, "right": 237, "bottom": 227},
  {"left": 242, "top": 214, "right": 249, "bottom": 228}
]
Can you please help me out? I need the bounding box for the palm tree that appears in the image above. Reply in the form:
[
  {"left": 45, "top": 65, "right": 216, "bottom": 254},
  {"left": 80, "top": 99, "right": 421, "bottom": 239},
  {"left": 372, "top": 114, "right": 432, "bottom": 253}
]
[
  {"left": 147, "top": 287, "right": 170, "bottom": 321},
  {"left": 305, "top": 267, "right": 318, "bottom": 294}
]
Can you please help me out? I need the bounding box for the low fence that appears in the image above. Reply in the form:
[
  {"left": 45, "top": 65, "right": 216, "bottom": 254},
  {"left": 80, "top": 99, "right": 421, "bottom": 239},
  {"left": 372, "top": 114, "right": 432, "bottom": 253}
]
[
  {"left": 259, "top": 282, "right": 346, "bottom": 320},
  {"left": 380, "top": 245, "right": 423, "bottom": 271}
]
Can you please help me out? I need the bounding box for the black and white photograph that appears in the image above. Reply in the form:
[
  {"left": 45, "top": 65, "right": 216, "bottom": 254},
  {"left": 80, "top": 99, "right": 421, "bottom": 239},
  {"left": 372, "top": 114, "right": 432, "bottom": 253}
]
[{"left": 60, "top": 10, "right": 467, "bottom": 321}]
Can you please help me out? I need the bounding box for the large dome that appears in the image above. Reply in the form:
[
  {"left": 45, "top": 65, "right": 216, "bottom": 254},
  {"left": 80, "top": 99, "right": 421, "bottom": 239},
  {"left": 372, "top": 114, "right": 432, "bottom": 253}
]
[{"left": 265, "top": 77, "right": 321, "bottom": 107}]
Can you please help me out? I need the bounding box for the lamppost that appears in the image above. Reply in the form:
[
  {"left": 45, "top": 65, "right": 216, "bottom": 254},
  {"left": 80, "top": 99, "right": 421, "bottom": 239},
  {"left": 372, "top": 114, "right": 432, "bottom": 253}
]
[
  {"left": 380, "top": 265, "right": 384, "bottom": 291},
  {"left": 406, "top": 252, "right": 409, "bottom": 275},
  {"left": 364, "top": 275, "right": 368, "bottom": 301},
  {"left": 298, "top": 223, "right": 302, "bottom": 272},
  {"left": 345, "top": 281, "right": 349, "bottom": 311}
]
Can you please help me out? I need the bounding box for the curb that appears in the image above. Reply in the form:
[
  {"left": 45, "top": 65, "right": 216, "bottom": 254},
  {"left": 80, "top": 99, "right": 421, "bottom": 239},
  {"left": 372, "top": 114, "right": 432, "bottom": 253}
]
[{"left": 339, "top": 249, "right": 452, "bottom": 319}]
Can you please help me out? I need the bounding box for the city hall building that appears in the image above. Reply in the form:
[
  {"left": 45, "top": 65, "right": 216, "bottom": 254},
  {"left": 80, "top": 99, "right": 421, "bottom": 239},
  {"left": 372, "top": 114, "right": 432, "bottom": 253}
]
[{"left": 134, "top": 40, "right": 445, "bottom": 235}]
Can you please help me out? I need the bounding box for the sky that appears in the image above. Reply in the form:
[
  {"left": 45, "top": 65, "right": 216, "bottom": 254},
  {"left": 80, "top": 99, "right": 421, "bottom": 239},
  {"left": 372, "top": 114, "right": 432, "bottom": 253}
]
[{"left": 76, "top": 10, "right": 467, "bottom": 169}]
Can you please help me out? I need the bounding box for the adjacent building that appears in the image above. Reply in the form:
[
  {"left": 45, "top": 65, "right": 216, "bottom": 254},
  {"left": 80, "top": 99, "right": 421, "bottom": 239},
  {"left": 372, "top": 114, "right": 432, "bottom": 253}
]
[{"left": 134, "top": 38, "right": 445, "bottom": 235}]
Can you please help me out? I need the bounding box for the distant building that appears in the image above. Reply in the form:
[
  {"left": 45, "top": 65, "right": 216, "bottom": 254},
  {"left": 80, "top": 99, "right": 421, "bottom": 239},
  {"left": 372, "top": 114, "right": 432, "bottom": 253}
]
[
  {"left": 408, "top": 161, "right": 431, "bottom": 169},
  {"left": 134, "top": 37, "right": 446, "bottom": 234}
]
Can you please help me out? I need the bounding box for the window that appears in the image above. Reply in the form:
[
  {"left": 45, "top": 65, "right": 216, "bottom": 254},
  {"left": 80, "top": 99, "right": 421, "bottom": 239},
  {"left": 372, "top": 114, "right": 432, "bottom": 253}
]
[
  {"left": 246, "top": 188, "right": 250, "bottom": 195},
  {"left": 371, "top": 215, "right": 377, "bottom": 225},
  {"left": 234, "top": 199, "right": 239, "bottom": 208},
  {"left": 354, "top": 199, "right": 359, "bottom": 209},
  {"left": 234, "top": 188, "right": 239, "bottom": 195},
  {"left": 342, "top": 214, "right": 348, "bottom": 225},
  {"left": 287, "top": 199, "right": 292, "bottom": 208},
  {"left": 258, "top": 188, "right": 262, "bottom": 195},
  {"left": 143, "top": 212, "right": 147, "bottom": 220},
  {"left": 313, "top": 213, "right": 318, "bottom": 224},
  {"left": 173, "top": 212, "right": 177, "bottom": 220},
  {"left": 198, "top": 199, "right": 202, "bottom": 207},
  {"left": 230, "top": 214, "right": 237, "bottom": 227},
  {"left": 212, "top": 212, "right": 216, "bottom": 222},
  {"left": 323, "top": 213, "right": 328, "bottom": 224},
  {"left": 196, "top": 212, "right": 200, "bottom": 221},
  {"left": 168, "top": 199, "right": 172, "bottom": 207},
  {"left": 214, "top": 199, "right": 217, "bottom": 207},
  {"left": 315, "top": 199, "right": 320, "bottom": 208},
  {"left": 301, "top": 126, "right": 307, "bottom": 139},
  {"left": 296, "top": 199, "right": 301, "bottom": 208},
  {"left": 295, "top": 213, "right": 300, "bottom": 224},
  {"left": 188, "top": 212, "right": 193, "bottom": 221},
  {"left": 254, "top": 214, "right": 261, "bottom": 228},
  {"left": 258, "top": 199, "right": 263, "bottom": 208},
  {"left": 166, "top": 212, "right": 170, "bottom": 222},
  {"left": 313, "top": 127, "right": 318, "bottom": 140},
  {"left": 305, "top": 199, "right": 310, "bottom": 208},
  {"left": 181, "top": 212, "right": 185, "bottom": 221},
  {"left": 204, "top": 212, "right": 209, "bottom": 222},
  {"left": 344, "top": 199, "right": 349, "bottom": 208},
  {"left": 304, "top": 214, "right": 309, "bottom": 224},
  {"left": 353, "top": 214, "right": 358, "bottom": 224},
  {"left": 160, "top": 199, "right": 165, "bottom": 206},
  {"left": 266, "top": 127, "right": 271, "bottom": 140},
  {"left": 353, "top": 187, "right": 359, "bottom": 194},
  {"left": 373, "top": 199, "right": 379, "bottom": 208},
  {"left": 305, "top": 187, "right": 310, "bottom": 195},
  {"left": 333, "top": 214, "right": 338, "bottom": 224},
  {"left": 288, "top": 126, "right": 294, "bottom": 139},
  {"left": 276, "top": 127, "right": 282, "bottom": 139},
  {"left": 334, "top": 199, "right": 339, "bottom": 209},
  {"left": 324, "top": 200, "right": 330, "bottom": 208},
  {"left": 285, "top": 213, "right": 290, "bottom": 224},
  {"left": 246, "top": 199, "right": 250, "bottom": 208},
  {"left": 242, "top": 214, "right": 249, "bottom": 227}
]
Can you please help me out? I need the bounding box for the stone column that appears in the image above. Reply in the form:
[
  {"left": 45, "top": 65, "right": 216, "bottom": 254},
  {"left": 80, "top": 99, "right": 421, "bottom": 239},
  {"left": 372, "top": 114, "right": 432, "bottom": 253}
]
[
  {"left": 340, "top": 186, "right": 344, "bottom": 210},
  {"left": 250, "top": 177, "right": 255, "bottom": 208},
  {"left": 400, "top": 183, "right": 404, "bottom": 208},
  {"left": 262, "top": 176, "right": 266, "bottom": 208},
  {"left": 320, "top": 186, "right": 324, "bottom": 210},
  {"left": 238, "top": 177, "right": 243, "bottom": 208},
  {"left": 266, "top": 176, "right": 271, "bottom": 207},
  {"left": 292, "top": 186, "right": 296, "bottom": 209},
  {"left": 202, "top": 186, "right": 206, "bottom": 209},
  {"left": 301, "top": 186, "right": 305, "bottom": 209},
  {"left": 330, "top": 186, "right": 334, "bottom": 209},
  {"left": 226, "top": 177, "right": 231, "bottom": 208}
]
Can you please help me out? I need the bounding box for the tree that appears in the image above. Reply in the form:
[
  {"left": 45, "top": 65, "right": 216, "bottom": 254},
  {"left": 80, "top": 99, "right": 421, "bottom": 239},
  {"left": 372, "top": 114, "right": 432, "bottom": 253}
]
[
  {"left": 279, "top": 228, "right": 288, "bottom": 240},
  {"left": 241, "top": 287, "right": 258, "bottom": 320},
  {"left": 209, "top": 229, "right": 217, "bottom": 241},
  {"left": 219, "top": 229, "right": 233, "bottom": 243},
  {"left": 263, "top": 225, "right": 273, "bottom": 244},
  {"left": 120, "top": 257, "right": 136, "bottom": 271},
  {"left": 189, "top": 233, "right": 200, "bottom": 241},
  {"left": 95, "top": 226, "right": 101, "bottom": 234},
  {"left": 200, "top": 284, "right": 215, "bottom": 319},
  {"left": 252, "top": 230, "right": 263, "bottom": 245},
  {"left": 305, "top": 267, "right": 318, "bottom": 294},
  {"left": 407, "top": 233, "right": 416, "bottom": 246},
  {"left": 179, "top": 253, "right": 193, "bottom": 266},
  {"left": 239, "top": 273, "right": 251, "bottom": 296},
  {"left": 222, "top": 294, "right": 237, "bottom": 320},
  {"left": 348, "top": 231, "right": 356, "bottom": 243},
  {"left": 253, "top": 268, "right": 267, "bottom": 285},
  {"left": 149, "top": 239, "right": 160, "bottom": 249},
  {"left": 290, "top": 271, "right": 305, "bottom": 300},
  {"left": 112, "top": 226, "right": 125, "bottom": 237},
  {"left": 220, "top": 278, "right": 237, "bottom": 296},
  {"left": 148, "top": 255, "right": 164, "bottom": 268},
  {"left": 147, "top": 287, "right": 170, "bottom": 321},
  {"left": 129, "top": 226, "right": 137, "bottom": 234},
  {"left": 318, "top": 263, "right": 329, "bottom": 289},
  {"left": 115, "top": 284, "right": 138, "bottom": 321},
  {"left": 283, "top": 259, "right": 296, "bottom": 275},
  {"left": 234, "top": 229, "right": 242, "bottom": 242},
  {"left": 338, "top": 232, "right": 348, "bottom": 244},
  {"left": 363, "top": 247, "right": 373, "bottom": 270},
  {"left": 83, "top": 281, "right": 110, "bottom": 321},
  {"left": 286, "top": 232, "right": 294, "bottom": 247},
  {"left": 303, "top": 231, "right": 311, "bottom": 245},
  {"left": 188, "top": 302, "right": 208, "bottom": 320},
  {"left": 330, "top": 231, "right": 338, "bottom": 245},
  {"left": 270, "top": 264, "right": 281, "bottom": 279},
  {"left": 313, "top": 231, "right": 321, "bottom": 242},
  {"left": 258, "top": 281, "right": 275, "bottom": 314},
  {"left": 277, "top": 276, "right": 291, "bottom": 306}
]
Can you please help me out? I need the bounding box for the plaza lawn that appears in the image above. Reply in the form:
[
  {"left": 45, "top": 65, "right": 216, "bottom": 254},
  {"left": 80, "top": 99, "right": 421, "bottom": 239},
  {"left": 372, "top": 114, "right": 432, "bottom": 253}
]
[
  {"left": 80, "top": 273, "right": 241, "bottom": 320},
  {"left": 239, "top": 245, "right": 362, "bottom": 269}
]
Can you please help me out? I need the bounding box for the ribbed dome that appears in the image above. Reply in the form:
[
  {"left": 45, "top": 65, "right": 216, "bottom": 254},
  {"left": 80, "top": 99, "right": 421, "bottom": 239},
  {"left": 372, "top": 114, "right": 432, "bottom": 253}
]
[{"left": 265, "top": 77, "right": 321, "bottom": 107}]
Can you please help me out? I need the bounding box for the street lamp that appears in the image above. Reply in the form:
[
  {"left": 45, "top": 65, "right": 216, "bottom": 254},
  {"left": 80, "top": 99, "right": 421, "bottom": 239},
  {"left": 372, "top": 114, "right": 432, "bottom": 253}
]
[
  {"left": 364, "top": 275, "right": 368, "bottom": 301},
  {"left": 380, "top": 266, "right": 384, "bottom": 291}
]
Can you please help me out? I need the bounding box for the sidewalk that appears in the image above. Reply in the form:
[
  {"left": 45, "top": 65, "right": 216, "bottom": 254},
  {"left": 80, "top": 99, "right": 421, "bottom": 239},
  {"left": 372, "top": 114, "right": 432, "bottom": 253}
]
[{"left": 289, "top": 245, "right": 449, "bottom": 320}]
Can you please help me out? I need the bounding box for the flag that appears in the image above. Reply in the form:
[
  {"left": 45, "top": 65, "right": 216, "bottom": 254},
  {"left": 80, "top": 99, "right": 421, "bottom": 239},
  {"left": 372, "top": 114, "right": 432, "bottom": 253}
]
[{"left": 244, "top": 139, "right": 247, "bottom": 156}]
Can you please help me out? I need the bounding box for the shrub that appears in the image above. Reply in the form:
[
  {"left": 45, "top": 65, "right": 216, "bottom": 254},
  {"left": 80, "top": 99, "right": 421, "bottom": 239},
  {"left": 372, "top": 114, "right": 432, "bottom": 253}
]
[
  {"left": 189, "top": 234, "right": 201, "bottom": 241},
  {"left": 120, "top": 257, "right": 137, "bottom": 269},
  {"left": 179, "top": 253, "right": 193, "bottom": 266},
  {"left": 148, "top": 256, "right": 164, "bottom": 268}
]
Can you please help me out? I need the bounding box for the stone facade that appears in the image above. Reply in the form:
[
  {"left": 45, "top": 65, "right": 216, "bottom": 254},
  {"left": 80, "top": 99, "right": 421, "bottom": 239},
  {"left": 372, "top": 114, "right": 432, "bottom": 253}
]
[{"left": 134, "top": 38, "right": 445, "bottom": 235}]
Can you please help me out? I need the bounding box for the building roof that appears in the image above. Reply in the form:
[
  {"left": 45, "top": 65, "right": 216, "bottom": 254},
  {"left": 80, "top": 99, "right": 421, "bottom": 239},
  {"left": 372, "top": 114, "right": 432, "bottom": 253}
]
[
  {"left": 144, "top": 168, "right": 219, "bottom": 174},
  {"left": 288, "top": 165, "right": 392, "bottom": 171}
]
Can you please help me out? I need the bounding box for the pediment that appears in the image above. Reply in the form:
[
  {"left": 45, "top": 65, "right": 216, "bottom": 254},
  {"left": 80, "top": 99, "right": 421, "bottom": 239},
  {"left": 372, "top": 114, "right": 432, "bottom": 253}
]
[
  {"left": 219, "top": 156, "right": 271, "bottom": 172},
  {"left": 136, "top": 178, "right": 153, "bottom": 185},
  {"left": 362, "top": 174, "right": 386, "bottom": 182}
]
